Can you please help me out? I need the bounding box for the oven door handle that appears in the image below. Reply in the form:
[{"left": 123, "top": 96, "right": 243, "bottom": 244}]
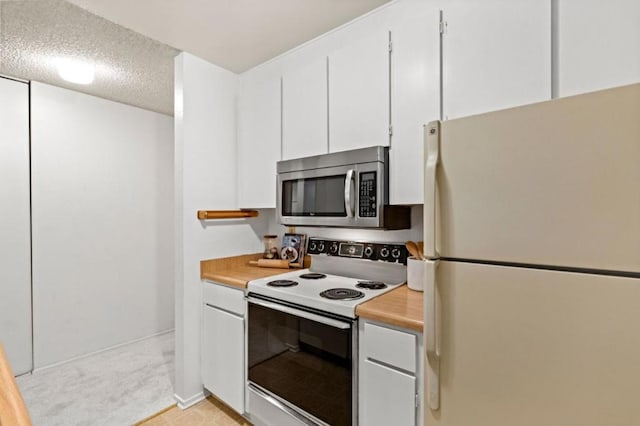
[{"left": 247, "top": 297, "right": 351, "bottom": 330}]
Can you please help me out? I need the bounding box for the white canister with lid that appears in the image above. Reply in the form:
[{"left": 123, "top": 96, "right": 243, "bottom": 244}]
[{"left": 407, "top": 257, "right": 424, "bottom": 291}]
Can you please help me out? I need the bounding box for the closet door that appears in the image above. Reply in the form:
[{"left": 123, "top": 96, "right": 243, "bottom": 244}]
[{"left": 0, "top": 77, "right": 32, "bottom": 375}]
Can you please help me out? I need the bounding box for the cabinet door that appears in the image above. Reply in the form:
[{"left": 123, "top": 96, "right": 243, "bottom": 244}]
[
  {"left": 328, "top": 29, "right": 390, "bottom": 152},
  {"left": 237, "top": 72, "right": 281, "bottom": 208},
  {"left": 361, "top": 359, "right": 416, "bottom": 426},
  {"left": 442, "top": 0, "right": 551, "bottom": 119},
  {"left": 282, "top": 58, "right": 328, "bottom": 160},
  {"left": 389, "top": 2, "right": 440, "bottom": 204},
  {"left": 0, "top": 77, "right": 32, "bottom": 376},
  {"left": 557, "top": 0, "right": 640, "bottom": 97},
  {"left": 202, "top": 304, "right": 244, "bottom": 414}
]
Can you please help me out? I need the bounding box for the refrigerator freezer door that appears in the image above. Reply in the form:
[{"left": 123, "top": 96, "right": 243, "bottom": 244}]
[
  {"left": 426, "top": 261, "right": 640, "bottom": 426},
  {"left": 432, "top": 83, "right": 640, "bottom": 273}
]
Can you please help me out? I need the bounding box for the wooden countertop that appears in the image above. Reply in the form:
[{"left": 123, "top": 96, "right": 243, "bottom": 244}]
[
  {"left": 201, "top": 254, "right": 424, "bottom": 331},
  {"left": 201, "top": 253, "right": 293, "bottom": 289},
  {"left": 0, "top": 344, "right": 31, "bottom": 426},
  {"left": 356, "top": 284, "right": 424, "bottom": 332}
]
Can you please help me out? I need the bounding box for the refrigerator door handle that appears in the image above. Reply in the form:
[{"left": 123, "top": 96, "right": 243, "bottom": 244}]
[
  {"left": 424, "top": 122, "right": 440, "bottom": 258},
  {"left": 425, "top": 259, "right": 440, "bottom": 410}
]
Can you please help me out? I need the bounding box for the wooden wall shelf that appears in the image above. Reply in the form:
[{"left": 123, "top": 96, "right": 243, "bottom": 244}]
[{"left": 197, "top": 210, "right": 259, "bottom": 220}]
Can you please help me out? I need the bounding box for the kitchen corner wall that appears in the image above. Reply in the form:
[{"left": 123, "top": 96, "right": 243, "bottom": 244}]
[
  {"left": 31, "top": 82, "right": 174, "bottom": 368},
  {"left": 174, "top": 53, "right": 268, "bottom": 406}
]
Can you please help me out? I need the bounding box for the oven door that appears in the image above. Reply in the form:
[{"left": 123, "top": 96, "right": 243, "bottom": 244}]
[
  {"left": 246, "top": 294, "right": 357, "bottom": 426},
  {"left": 277, "top": 162, "right": 384, "bottom": 228}
]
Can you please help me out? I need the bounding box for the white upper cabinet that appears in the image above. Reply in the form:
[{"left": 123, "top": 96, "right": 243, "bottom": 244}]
[
  {"left": 441, "top": 0, "right": 552, "bottom": 120},
  {"left": 328, "top": 29, "right": 391, "bottom": 153},
  {"left": 556, "top": 0, "right": 640, "bottom": 97},
  {"left": 237, "top": 71, "right": 281, "bottom": 208},
  {"left": 388, "top": 1, "right": 440, "bottom": 205},
  {"left": 282, "top": 58, "right": 328, "bottom": 160}
]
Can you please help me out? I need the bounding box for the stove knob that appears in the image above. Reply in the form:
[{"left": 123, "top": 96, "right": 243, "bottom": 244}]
[
  {"left": 309, "top": 241, "right": 317, "bottom": 252},
  {"left": 329, "top": 242, "right": 339, "bottom": 255},
  {"left": 318, "top": 242, "right": 325, "bottom": 252},
  {"left": 391, "top": 247, "right": 401, "bottom": 259},
  {"left": 379, "top": 247, "right": 390, "bottom": 259},
  {"left": 364, "top": 246, "right": 374, "bottom": 258}
]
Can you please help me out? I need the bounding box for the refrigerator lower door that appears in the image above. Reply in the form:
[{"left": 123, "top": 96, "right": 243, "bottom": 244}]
[{"left": 426, "top": 260, "right": 640, "bottom": 426}]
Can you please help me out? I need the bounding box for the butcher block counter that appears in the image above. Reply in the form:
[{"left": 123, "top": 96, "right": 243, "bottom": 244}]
[
  {"left": 356, "top": 285, "right": 424, "bottom": 332},
  {"left": 201, "top": 253, "right": 424, "bottom": 331},
  {"left": 200, "top": 253, "right": 292, "bottom": 289}
]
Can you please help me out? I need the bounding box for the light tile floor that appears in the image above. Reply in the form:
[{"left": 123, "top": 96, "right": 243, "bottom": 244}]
[{"left": 139, "top": 397, "right": 251, "bottom": 426}]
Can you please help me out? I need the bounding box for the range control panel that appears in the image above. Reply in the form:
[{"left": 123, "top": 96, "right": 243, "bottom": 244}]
[{"left": 307, "top": 237, "right": 408, "bottom": 265}]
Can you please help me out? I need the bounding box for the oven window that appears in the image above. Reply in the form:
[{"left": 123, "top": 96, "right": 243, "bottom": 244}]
[
  {"left": 282, "top": 175, "right": 347, "bottom": 217},
  {"left": 248, "top": 301, "right": 352, "bottom": 426}
]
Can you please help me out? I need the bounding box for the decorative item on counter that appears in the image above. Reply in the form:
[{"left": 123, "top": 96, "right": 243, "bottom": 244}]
[
  {"left": 281, "top": 233, "right": 306, "bottom": 268},
  {"left": 263, "top": 235, "right": 280, "bottom": 259}
]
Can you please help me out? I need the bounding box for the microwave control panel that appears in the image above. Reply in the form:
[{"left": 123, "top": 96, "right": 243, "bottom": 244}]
[
  {"left": 307, "top": 237, "right": 408, "bottom": 265},
  {"left": 358, "top": 172, "right": 377, "bottom": 218}
]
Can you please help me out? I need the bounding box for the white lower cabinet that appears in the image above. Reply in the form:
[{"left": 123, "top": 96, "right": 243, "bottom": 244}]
[
  {"left": 202, "top": 282, "right": 245, "bottom": 414},
  {"left": 362, "top": 360, "right": 416, "bottom": 426},
  {"left": 359, "top": 320, "right": 423, "bottom": 426}
]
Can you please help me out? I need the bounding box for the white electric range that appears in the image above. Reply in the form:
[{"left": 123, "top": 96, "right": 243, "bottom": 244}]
[{"left": 245, "top": 237, "right": 408, "bottom": 426}]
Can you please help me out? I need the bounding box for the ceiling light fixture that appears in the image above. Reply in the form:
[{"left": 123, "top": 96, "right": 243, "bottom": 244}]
[{"left": 56, "top": 58, "right": 95, "bottom": 85}]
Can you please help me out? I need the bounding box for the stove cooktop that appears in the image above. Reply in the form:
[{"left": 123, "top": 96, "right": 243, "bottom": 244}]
[{"left": 247, "top": 268, "right": 404, "bottom": 318}]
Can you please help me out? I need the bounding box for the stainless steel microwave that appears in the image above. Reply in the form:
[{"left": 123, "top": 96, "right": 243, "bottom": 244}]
[{"left": 276, "top": 146, "right": 410, "bottom": 229}]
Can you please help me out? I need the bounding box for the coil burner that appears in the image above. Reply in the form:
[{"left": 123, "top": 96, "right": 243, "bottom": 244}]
[
  {"left": 319, "top": 288, "right": 364, "bottom": 301},
  {"left": 356, "top": 281, "right": 388, "bottom": 290},
  {"left": 267, "top": 280, "right": 299, "bottom": 287},
  {"left": 299, "top": 273, "right": 327, "bottom": 280}
]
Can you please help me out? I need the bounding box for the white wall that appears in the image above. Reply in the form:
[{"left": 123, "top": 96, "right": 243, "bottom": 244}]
[
  {"left": 30, "top": 82, "right": 174, "bottom": 368},
  {"left": 174, "top": 52, "right": 268, "bottom": 406}
]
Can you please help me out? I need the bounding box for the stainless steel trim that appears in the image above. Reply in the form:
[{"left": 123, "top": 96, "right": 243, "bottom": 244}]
[
  {"left": 277, "top": 145, "right": 386, "bottom": 173},
  {"left": 344, "top": 169, "right": 355, "bottom": 218},
  {"left": 246, "top": 296, "right": 351, "bottom": 330},
  {"left": 248, "top": 383, "right": 325, "bottom": 426}
]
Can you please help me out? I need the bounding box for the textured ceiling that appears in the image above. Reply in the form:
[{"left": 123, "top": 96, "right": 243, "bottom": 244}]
[
  {"left": 0, "top": 0, "right": 179, "bottom": 115},
  {"left": 65, "top": 0, "right": 391, "bottom": 73},
  {"left": 0, "top": 0, "right": 390, "bottom": 116}
]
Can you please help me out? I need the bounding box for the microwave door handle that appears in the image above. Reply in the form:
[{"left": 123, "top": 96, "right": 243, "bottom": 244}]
[{"left": 344, "top": 169, "right": 355, "bottom": 218}]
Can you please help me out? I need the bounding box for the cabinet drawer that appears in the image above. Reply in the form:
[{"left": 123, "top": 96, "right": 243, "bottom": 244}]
[
  {"left": 363, "top": 322, "right": 416, "bottom": 373},
  {"left": 203, "top": 282, "right": 245, "bottom": 316}
]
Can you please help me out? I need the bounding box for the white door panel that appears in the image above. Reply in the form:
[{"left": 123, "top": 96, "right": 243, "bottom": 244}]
[
  {"left": 442, "top": 0, "right": 551, "bottom": 119},
  {"left": 238, "top": 73, "right": 281, "bottom": 208},
  {"left": 557, "top": 0, "right": 640, "bottom": 97},
  {"left": 282, "top": 58, "right": 328, "bottom": 160},
  {"left": 362, "top": 360, "right": 416, "bottom": 426},
  {"left": 0, "top": 77, "right": 32, "bottom": 375},
  {"left": 389, "top": 1, "right": 440, "bottom": 205},
  {"left": 427, "top": 261, "right": 640, "bottom": 426},
  {"left": 203, "top": 304, "right": 244, "bottom": 414},
  {"left": 329, "top": 29, "right": 390, "bottom": 152}
]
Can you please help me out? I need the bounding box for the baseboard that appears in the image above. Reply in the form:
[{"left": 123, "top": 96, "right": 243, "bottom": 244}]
[
  {"left": 33, "top": 328, "right": 175, "bottom": 373},
  {"left": 174, "top": 391, "right": 206, "bottom": 409}
]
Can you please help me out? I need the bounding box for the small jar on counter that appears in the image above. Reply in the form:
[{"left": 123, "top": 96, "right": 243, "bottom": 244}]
[{"left": 263, "top": 235, "right": 280, "bottom": 259}]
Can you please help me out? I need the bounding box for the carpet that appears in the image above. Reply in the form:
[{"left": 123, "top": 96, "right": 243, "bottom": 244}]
[{"left": 16, "top": 331, "right": 175, "bottom": 426}]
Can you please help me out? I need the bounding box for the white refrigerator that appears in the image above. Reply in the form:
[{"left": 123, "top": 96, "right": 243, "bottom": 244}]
[{"left": 423, "top": 83, "right": 640, "bottom": 426}]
